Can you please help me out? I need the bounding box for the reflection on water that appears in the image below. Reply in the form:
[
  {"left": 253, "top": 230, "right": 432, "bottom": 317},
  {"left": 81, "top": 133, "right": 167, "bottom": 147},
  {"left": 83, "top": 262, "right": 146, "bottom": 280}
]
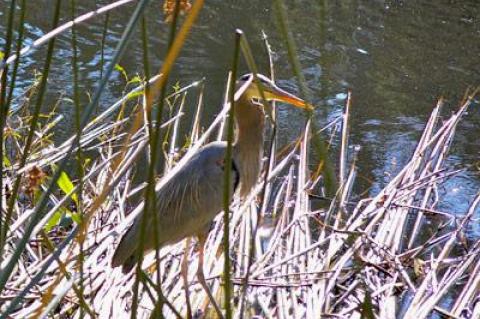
[{"left": 1, "top": 0, "right": 479, "bottom": 231}]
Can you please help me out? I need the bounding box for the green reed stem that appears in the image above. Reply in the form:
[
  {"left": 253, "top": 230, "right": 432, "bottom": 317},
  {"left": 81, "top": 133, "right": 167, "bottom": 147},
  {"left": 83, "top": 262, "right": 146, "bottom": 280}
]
[
  {"left": 70, "top": 0, "right": 86, "bottom": 318},
  {"left": 223, "top": 29, "right": 242, "bottom": 319},
  {"left": 100, "top": 11, "right": 110, "bottom": 79},
  {"left": 140, "top": 10, "right": 164, "bottom": 307},
  {"left": 273, "top": 0, "right": 337, "bottom": 197},
  {"left": 0, "top": 0, "right": 17, "bottom": 262},
  {"left": 5, "top": 0, "right": 26, "bottom": 113},
  {"left": 131, "top": 1, "right": 181, "bottom": 317}
]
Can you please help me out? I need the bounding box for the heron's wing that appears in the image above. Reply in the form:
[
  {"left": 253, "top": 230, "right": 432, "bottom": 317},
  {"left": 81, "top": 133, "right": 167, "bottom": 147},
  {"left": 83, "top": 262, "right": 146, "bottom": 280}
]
[{"left": 112, "top": 141, "right": 238, "bottom": 270}]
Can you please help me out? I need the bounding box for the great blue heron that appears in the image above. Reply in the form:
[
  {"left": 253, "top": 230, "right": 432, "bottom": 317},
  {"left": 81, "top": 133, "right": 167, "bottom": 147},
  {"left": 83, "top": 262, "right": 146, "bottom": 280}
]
[{"left": 111, "top": 73, "right": 309, "bottom": 316}]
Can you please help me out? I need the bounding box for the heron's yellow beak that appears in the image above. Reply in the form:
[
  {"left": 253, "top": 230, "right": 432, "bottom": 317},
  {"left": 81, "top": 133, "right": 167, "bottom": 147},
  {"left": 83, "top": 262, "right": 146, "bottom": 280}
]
[
  {"left": 264, "top": 85, "right": 313, "bottom": 110},
  {"left": 240, "top": 74, "right": 314, "bottom": 111}
]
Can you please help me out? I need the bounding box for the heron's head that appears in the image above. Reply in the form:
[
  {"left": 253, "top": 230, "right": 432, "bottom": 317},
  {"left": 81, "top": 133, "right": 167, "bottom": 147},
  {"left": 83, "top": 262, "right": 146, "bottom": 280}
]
[{"left": 236, "top": 73, "right": 312, "bottom": 110}]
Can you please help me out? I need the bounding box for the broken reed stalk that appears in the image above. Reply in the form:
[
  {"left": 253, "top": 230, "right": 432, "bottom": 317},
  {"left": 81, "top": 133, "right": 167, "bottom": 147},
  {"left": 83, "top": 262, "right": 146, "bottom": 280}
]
[{"left": 339, "top": 90, "right": 352, "bottom": 185}]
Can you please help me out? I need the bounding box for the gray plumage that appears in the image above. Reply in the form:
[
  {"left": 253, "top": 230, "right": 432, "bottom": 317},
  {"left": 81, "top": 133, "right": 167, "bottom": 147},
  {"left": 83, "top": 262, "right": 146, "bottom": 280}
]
[{"left": 111, "top": 142, "right": 239, "bottom": 273}]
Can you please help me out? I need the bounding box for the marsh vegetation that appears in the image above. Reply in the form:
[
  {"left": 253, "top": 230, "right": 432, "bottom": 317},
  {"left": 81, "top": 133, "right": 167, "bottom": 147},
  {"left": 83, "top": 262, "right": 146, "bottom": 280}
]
[{"left": 0, "top": 0, "right": 479, "bottom": 318}]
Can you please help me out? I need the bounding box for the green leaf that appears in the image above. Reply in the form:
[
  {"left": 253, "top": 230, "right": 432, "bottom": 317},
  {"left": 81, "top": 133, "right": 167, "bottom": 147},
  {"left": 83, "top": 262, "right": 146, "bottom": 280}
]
[
  {"left": 114, "top": 63, "right": 128, "bottom": 82},
  {"left": 44, "top": 210, "right": 63, "bottom": 232},
  {"left": 57, "top": 171, "right": 78, "bottom": 204},
  {"left": 44, "top": 207, "right": 80, "bottom": 231},
  {"left": 0, "top": 51, "right": 4, "bottom": 60}
]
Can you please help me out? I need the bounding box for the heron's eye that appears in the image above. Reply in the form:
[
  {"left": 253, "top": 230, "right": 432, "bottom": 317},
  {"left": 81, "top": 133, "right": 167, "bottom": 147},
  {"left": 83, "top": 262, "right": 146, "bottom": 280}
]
[{"left": 239, "top": 74, "right": 251, "bottom": 82}]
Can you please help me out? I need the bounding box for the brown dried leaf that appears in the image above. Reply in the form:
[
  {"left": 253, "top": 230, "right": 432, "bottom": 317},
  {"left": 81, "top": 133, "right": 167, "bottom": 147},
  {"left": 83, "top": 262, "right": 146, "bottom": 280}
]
[
  {"left": 25, "top": 165, "right": 47, "bottom": 198},
  {"left": 163, "top": 0, "right": 192, "bottom": 23}
]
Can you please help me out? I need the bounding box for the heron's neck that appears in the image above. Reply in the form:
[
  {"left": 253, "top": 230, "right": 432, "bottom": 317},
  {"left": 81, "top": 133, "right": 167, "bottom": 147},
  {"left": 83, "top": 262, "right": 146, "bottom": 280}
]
[{"left": 233, "top": 97, "right": 265, "bottom": 197}]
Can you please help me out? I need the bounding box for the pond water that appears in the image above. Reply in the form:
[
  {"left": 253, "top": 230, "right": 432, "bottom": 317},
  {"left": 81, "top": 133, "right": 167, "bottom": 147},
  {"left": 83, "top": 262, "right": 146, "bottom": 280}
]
[{"left": 1, "top": 0, "right": 479, "bottom": 234}]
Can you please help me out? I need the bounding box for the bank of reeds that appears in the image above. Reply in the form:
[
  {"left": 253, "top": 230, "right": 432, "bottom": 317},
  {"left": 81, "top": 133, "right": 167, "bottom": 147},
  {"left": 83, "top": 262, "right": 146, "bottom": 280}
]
[
  {"left": 0, "top": 72, "right": 479, "bottom": 318},
  {"left": 1, "top": 0, "right": 479, "bottom": 318}
]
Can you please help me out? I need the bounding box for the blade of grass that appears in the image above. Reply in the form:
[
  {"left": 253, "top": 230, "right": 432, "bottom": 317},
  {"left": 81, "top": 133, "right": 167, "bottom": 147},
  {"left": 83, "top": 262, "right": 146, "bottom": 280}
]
[
  {"left": 0, "top": 0, "right": 17, "bottom": 263},
  {"left": 140, "top": 8, "right": 166, "bottom": 310},
  {"left": 100, "top": 6, "right": 111, "bottom": 79},
  {"left": 339, "top": 91, "right": 351, "bottom": 185},
  {"left": 70, "top": 0, "right": 87, "bottom": 318},
  {"left": 272, "top": 0, "right": 337, "bottom": 197},
  {"left": 132, "top": 0, "right": 192, "bottom": 317},
  {"left": 141, "top": 14, "right": 152, "bottom": 141},
  {"left": 5, "top": 0, "right": 27, "bottom": 112},
  {"left": 132, "top": 1, "right": 182, "bottom": 316}
]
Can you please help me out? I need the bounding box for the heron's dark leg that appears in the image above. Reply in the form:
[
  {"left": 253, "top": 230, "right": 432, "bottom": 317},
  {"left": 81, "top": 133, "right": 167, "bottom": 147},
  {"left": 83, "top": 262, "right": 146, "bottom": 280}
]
[
  {"left": 181, "top": 238, "right": 193, "bottom": 319},
  {"left": 197, "top": 232, "right": 224, "bottom": 319}
]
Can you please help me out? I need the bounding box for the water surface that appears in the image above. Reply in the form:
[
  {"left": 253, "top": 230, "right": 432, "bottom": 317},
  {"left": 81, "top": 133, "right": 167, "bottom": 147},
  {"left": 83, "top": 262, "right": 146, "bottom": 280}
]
[{"left": 1, "top": 0, "right": 479, "bottom": 232}]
